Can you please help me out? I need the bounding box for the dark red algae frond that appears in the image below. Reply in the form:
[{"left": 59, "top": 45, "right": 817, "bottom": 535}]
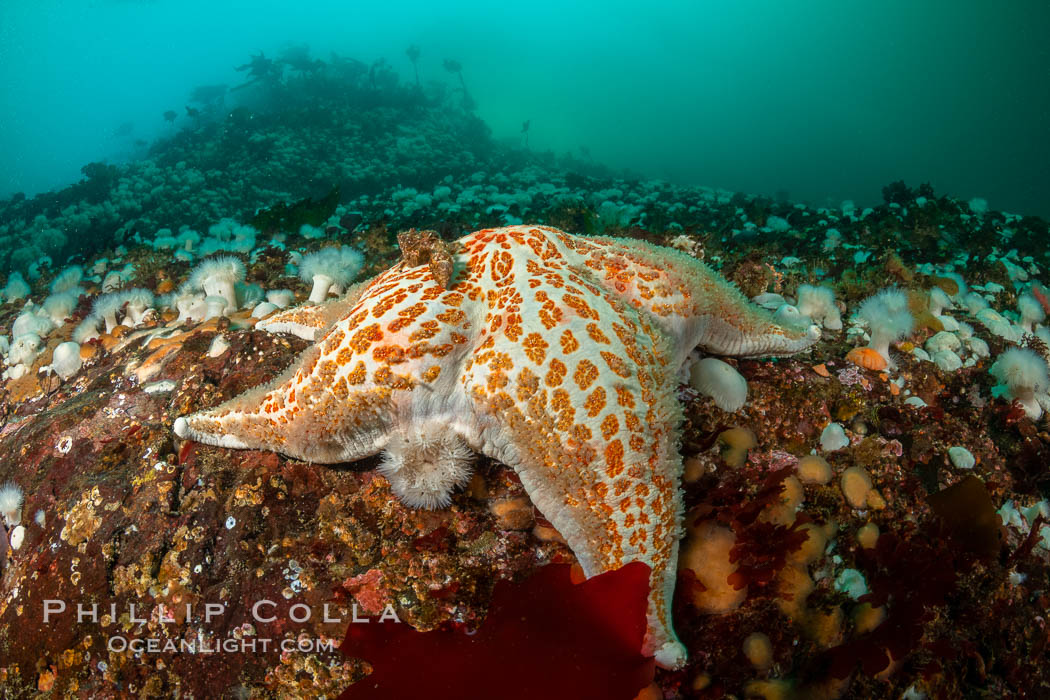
[
  {"left": 339, "top": 562, "right": 655, "bottom": 700},
  {"left": 823, "top": 530, "right": 959, "bottom": 679},
  {"left": 727, "top": 516, "right": 811, "bottom": 592},
  {"left": 927, "top": 475, "right": 1004, "bottom": 559},
  {"left": 698, "top": 466, "right": 795, "bottom": 527},
  {"left": 822, "top": 476, "right": 1005, "bottom": 680},
  {"left": 693, "top": 466, "right": 809, "bottom": 593}
]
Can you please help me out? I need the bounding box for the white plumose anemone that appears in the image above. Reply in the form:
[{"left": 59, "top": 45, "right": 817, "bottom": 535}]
[
  {"left": 796, "top": 284, "right": 842, "bottom": 330},
  {"left": 12, "top": 309, "right": 54, "bottom": 339},
  {"left": 42, "top": 292, "right": 78, "bottom": 325},
  {"left": 689, "top": 357, "right": 748, "bottom": 412},
  {"left": 49, "top": 265, "right": 84, "bottom": 295},
  {"left": 990, "top": 347, "right": 1050, "bottom": 420},
  {"left": 204, "top": 296, "right": 228, "bottom": 320},
  {"left": 2, "top": 272, "right": 30, "bottom": 301},
  {"left": 8, "top": 333, "right": 42, "bottom": 367},
  {"left": 92, "top": 293, "right": 126, "bottom": 333},
  {"left": 0, "top": 482, "right": 23, "bottom": 527},
  {"left": 123, "top": 288, "right": 156, "bottom": 326},
  {"left": 299, "top": 247, "right": 364, "bottom": 303},
  {"left": 856, "top": 288, "right": 914, "bottom": 369},
  {"left": 48, "top": 341, "right": 83, "bottom": 380},
  {"left": 189, "top": 256, "right": 246, "bottom": 313},
  {"left": 378, "top": 424, "right": 474, "bottom": 509},
  {"left": 1018, "top": 294, "right": 1046, "bottom": 333}
]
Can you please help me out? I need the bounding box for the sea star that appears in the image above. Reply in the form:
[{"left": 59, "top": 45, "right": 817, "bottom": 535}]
[{"left": 174, "top": 225, "right": 819, "bottom": 668}]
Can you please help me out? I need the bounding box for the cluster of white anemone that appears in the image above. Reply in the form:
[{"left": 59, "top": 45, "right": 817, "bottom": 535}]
[
  {"left": 865, "top": 249, "right": 1050, "bottom": 419},
  {"left": 0, "top": 219, "right": 366, "bottom": 387},
  {"left": 752, "top": 284, "right": 842, "bottom": 336},
  {"left": 0, "top": 481, "right": 25, "bottom": 553},
  {"left": 903, "top": 282, "right": 993, "bottom": 372},
  {"left": 1, "top": 264, "right": 87, "bottom": 380},
  {"left": 932, "top": 260, "right": 1050, "bottom": 419}
]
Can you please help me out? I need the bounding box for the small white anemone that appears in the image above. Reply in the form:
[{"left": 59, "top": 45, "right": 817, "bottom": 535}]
[
  {"left": 92, "top": 292, "right": 126, "bottom": 333},
  {"left": 932, "top": 349, "right": 963, "bottom": 372},
  {"left": 299, "top": 247, "right": 364, "bottom": 303},
  {"left": 926, "top": 331, "right": 961, "bottom": 355},
  {"left": 857, "top": 288, "right": 914, "bottom": 368},
  {"left": 929, "top": 287, "right": 953, "bottom": 316},
  {"left": 2, "top": 272, "right": 30, "bottom": 302},
  {"left": 9, "top": 525, "right": 24, "bottom": 550},
  {"left": 208, "top": 335, "right": 231, "bottom": 358},
  {"left": 929, "top": 287, "right": 960, "bottom": 331},
  {"left": 963, "top": 292, "right": 989, "bottom": 315},
  {"left": 188, "top": 256, "right": 246, "bottom": 312},
  {"left": 176, "top": 229, "right": 202, "bottom": 252},
  {"left": 772, "top": 303, "right": 804, "bottom": 329},
  {"left": 0, "top": 482, "right": 23, "bottom": 527},
  {"left": 689, "top": 358, "right": 748, "bottom": 412},
  {"left": 796, "top": 284, "right": 842, "bottom": 330},
  {"left": 47, "top": 341, "right": 83, "bottom": 380},
  {"left": 251, "top": 301, "right": 279, "bottom": 319},
  {"left": 123, "top": 288, "right": 155, "bottom": 326},
  {"left": 267, "top": 289, "right": 295, "bottom": 308},
  {"left": 948, "top": 446, "right": 976, "bottom": 470},
  {"left": 990, "top": 347, "right": 1050, "bottom": 420},
  {"left": 967, "top": 336, "right": 990, "bottom": 358},
  {"left": 236, "top": 282, "right": 264, "bottom": 309},
  {"left": 976, "top": 308, "right": 1018, "bottom": 341},
  {"left": 378, "top": 424, "right": 474, "bottom": 509},
  {"left": 1018, "top": 294, "right": 1046, "bottom": 332},
  {"left": 821, "top": 423, "right": 850, "bottom": 452},
  {"left": 752, "top": 293, "right": 786, "bottom": 311}
]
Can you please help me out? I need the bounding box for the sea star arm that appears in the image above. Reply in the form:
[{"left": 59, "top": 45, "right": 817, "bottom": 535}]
[
  {"left": 173, "top": 333, "right": 395, "bottom": 462},
  {"left": 256, "top": 279, "right": 371, "bottom": 340},
  {"left": 458, "top": 231, "right": 689, "bottom": 667},
  {"left": 554, "top": 229, "right": 821, "bottom": 365},
  {"left": 175, "top": 266, "right": 478, "bottom": 467}
]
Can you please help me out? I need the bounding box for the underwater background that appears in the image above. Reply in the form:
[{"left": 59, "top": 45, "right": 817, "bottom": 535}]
[
  {"left": 2, "top": 0, "right": 1049, "bottom": 217},
  {"left": 1, "top": 1, "right": 1050, "bottom": 698}
]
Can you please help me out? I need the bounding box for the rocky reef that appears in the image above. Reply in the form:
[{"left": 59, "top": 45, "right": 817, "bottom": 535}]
[{"left": 1, "top": 49, "right": 1049, "bottom": 699}]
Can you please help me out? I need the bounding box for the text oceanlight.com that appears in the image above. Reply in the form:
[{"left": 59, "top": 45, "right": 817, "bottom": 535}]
[{"left": 107, "top": 634, "right": 337, "bottom": 654}]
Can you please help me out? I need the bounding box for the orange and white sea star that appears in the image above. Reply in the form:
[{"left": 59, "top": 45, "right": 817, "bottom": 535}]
[{"left": 174, "top": 225, "right": 819, "bottom": 668}]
